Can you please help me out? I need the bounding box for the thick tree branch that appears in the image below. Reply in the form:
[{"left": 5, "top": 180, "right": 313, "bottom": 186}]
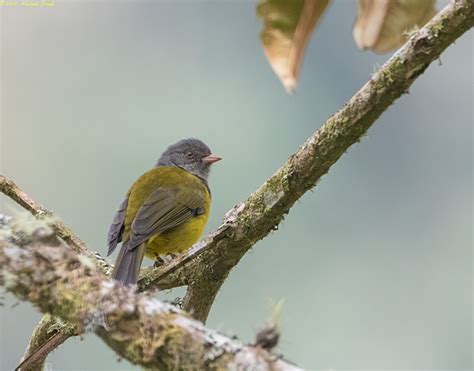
[
  {"left": 0, "top": 175, "right": 186, "bottom": 369},
  {"left": 0, "top": 176, "right": 186, "bottom": 370},
  {"left": 0, "top": 176, "right": 188, "bottom": 369},
  {"left": 0, "top": 228, "right": 300, "bottom": 370},
  {"left": 2, "top": 0, "right": 472, "bottom": 367}
]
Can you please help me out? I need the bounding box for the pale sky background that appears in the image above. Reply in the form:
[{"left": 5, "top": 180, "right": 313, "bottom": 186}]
[{"left": 0, "top": 1, "right": 472, "bottom": 370}]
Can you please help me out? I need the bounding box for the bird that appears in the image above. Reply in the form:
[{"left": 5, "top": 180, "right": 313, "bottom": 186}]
[{"left": 107, "top": 138, "right": 221, "bottom": 286}]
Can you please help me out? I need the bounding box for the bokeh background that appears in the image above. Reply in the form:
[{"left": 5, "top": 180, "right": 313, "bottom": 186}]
[{"left": 0, "top": 1, "right": 472, "bottom": 370}]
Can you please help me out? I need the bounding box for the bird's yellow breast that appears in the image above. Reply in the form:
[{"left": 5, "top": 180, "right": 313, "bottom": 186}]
[
  {"left": 123, "top": 166, "right": 211, "bottom": 259},
  {"left": 145, "top": 212, "right": 209, "bottom": 258}
]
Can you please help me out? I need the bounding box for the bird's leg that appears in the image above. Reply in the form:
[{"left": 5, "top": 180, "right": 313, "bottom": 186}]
[
  {"left": 153, "top": 253, "right": 178, "bottom": 267},
  {"left": 153, "top": 255, "right": 166, "bottom": 268}
]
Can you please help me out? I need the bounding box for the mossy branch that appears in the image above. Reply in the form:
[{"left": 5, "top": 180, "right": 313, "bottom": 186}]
[
  {"left": 16, "top": 316, "right": 72, "bottom": 371},
  {"left": 0, "top": 225, "right": 300, "bottom": 370},
  {"left": 142, "top": 0, "right": 474, "bottom": 321},
  {"left": 0, "top": 176, "right": 196, "bottom": 370},
  {"left": 1, "top": 0, "right": 472, "bottom": 368}
]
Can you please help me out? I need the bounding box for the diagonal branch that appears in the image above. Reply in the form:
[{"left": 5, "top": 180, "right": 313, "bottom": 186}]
[
  {"left": 0, "top": 228, "right": 300, "bottom": 370},
  {"left": 16, "top": 315, "right": 73, "bottom": 371},
  {"left": 2, "top": 0, "right": 473, "bottom": 367},
  {"left": 0, "top": 176, "right": 112, "bottom": 275},
  {"left": 144, "top": 0, "right": 474, "bottom": 321}
]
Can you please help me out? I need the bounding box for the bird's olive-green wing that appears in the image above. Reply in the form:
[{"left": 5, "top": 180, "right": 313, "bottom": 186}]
[{"left": 127, "top": 186, "right": 206, "bottom": 251}]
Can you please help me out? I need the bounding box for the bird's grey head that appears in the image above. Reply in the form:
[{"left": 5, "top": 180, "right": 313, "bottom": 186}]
[{"left": 156, "top": 138, "right": 221, "bottom": 180}]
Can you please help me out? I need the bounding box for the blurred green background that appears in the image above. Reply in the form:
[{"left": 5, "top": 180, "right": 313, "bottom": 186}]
[{"left": 0, "top": 1, "right": 472, "bottom": 370}]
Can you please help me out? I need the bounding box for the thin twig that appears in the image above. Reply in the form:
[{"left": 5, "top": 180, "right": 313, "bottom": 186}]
[
  {"left": 0, "top": 176, "right": 92, "bottom": 256},
  {"left": 16, "top": 332, "right": 69, "bottom": 371}
]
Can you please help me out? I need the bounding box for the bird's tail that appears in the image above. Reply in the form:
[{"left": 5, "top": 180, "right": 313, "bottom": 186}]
[{"left": 111, "top": 242, "right": 146, "bottom": 286}]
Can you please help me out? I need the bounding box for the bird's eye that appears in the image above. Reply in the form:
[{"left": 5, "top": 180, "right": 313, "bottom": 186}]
[{"left": 185, "top": 151, "right": 194, "bottom": 159}]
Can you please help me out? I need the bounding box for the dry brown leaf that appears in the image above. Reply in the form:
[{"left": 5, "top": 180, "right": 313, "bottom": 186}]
[
  {"left": 353, "top": 0, "right": 436, "bottom": 53},
  {"left": 257, "top": 0, "right": 331, "bottom": 93}
]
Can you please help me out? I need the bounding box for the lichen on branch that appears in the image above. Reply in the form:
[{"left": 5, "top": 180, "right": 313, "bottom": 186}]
[
  {"left": 0, "top": 223, "right": 300, "bottom": 370},
  {"left": 1, "top": 0, "right": 473, "bottom": 368}
]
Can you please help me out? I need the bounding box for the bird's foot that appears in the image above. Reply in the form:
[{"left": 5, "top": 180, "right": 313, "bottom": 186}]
[
  {"left": 153, "top": 253, "right": 178, "bottom": 267},
  {"left": 153, "top": 256, "right": 166, "bottom": 268}
]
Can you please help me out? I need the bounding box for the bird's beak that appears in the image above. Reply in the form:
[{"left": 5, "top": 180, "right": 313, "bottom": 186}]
[{"left": 202, "top": 154, "right": 222, "bottom": 164}]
